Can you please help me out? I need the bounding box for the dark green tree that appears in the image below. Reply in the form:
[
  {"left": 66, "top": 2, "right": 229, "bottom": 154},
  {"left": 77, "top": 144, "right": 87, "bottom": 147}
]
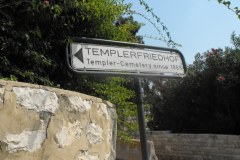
[
  {"left": 0, "top": 0, "right": 142, "bottom": 87},
  {"left": 148, "top": 33, "right": 240, "bottom": 134}
]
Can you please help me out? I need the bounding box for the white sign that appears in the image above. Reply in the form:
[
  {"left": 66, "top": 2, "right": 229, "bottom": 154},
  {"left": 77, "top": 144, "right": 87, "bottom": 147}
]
[{"left": 70, "top": 42, "right": 186, "bottom": 76}]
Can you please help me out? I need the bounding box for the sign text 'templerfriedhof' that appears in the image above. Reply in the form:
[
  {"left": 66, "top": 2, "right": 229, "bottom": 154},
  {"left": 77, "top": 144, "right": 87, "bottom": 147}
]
[{"left": 70, "top": 42, "right": 186, "bottom": 76}]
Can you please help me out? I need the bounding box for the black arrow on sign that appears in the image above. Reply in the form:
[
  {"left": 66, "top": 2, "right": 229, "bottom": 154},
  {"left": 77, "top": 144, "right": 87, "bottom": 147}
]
[{"left": 74, "top": 48, "right": 84, "bottom": 63}]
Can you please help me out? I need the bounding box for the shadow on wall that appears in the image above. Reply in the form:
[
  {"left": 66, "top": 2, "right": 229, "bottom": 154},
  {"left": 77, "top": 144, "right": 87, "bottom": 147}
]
[{"left": 116, "top": 139, "right": 158, "bottom": 160}]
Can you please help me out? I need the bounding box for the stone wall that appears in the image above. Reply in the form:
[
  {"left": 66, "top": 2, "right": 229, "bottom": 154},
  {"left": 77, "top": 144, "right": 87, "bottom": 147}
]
[
  {"left": 0, "top": 80, "right": 117, "bottom": 160},
  {"left": 147, "top": 131, "right": 240, "bottom": 160}
]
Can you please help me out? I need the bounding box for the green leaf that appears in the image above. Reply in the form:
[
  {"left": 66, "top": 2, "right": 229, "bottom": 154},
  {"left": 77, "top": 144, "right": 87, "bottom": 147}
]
[{"left": 223, "top": 1, "right": 231, "bottom": 7}]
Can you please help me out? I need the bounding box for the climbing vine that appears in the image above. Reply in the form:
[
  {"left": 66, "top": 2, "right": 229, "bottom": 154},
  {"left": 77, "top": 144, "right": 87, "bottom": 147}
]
[
  {"left": 215, "top": 0, "right": 240, "bottom": 19},
  {"left": 121, "top": 0, "right": 181, "bottom": 48}
]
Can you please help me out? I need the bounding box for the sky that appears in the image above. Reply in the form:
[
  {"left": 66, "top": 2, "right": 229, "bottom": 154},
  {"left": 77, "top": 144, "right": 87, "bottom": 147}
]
[{"left": 126, "top": 0, "right": 240, "bottom": 64}]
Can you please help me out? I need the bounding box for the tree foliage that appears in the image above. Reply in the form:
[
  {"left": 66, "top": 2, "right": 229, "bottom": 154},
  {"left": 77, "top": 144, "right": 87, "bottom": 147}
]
[
  {"left": 148, "top": 33, "right": 240, "bottom": 134},
  {"left": 89, "top": 77, "right": 137, "bottom": 140},
  {"left": 0, "top": 0, "right": 142, "bottom": 85}
]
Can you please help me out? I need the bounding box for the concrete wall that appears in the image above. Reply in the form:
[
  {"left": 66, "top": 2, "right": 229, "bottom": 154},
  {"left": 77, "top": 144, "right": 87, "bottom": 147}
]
[
  {"left": 147, "top": 131, "right": 240, "bottom": 160},
  {"left": 0, "top": 80, "right": 117, "bottom": 160}
]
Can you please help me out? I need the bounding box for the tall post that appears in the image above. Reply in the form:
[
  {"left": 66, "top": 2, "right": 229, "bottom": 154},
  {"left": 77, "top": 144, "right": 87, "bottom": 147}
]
[{"left": 134, "top": 77, "right": 149, "bottom": 160}]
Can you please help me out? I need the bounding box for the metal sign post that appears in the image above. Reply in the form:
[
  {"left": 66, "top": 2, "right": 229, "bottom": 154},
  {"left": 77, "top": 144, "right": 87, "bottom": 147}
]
[
  {"left": 134, "top": 77, "right": 149, "bottom": 160},
  {"left": 66, "top": 37, "right": 187, "bottom": 160}
]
